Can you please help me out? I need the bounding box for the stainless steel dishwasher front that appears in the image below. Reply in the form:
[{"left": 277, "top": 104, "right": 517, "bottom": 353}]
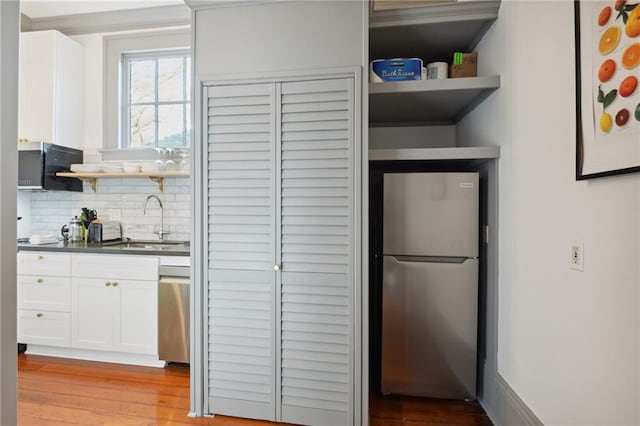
[{"left": 158, "top": 266, "right": 189, "bottom": 364}]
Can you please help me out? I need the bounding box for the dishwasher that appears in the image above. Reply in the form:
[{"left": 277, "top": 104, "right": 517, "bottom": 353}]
[{"left": 158, "top": 257, "right": 190, "bottom": 364}]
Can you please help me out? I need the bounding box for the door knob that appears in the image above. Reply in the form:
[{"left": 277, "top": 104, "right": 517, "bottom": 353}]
[
  {"left": 274, "top": 264, "right": 281, "bottom": 271},
  {"left": 105, "top": 281, "right": 112, "bottom": 287}
]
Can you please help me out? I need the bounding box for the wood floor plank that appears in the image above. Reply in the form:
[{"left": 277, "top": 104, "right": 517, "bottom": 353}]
[{"left": 369, "top": 392, "right": 493, "bottom": 426}]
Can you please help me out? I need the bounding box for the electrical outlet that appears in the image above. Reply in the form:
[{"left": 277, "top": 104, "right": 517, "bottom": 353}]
[{"left": 570, "top": 242, "right": 584, "bottom": 271}]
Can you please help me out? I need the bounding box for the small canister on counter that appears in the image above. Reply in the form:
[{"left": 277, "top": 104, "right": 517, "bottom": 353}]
[
  {"left": 87, "top": 221, "right": 103, "bottom": 243},
  {"left": 426, "top": 62, "right": 448, "bottom": 80}
]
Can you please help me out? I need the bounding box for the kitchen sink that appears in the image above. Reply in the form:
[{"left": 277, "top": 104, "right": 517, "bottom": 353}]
[{"left": 106, "top": 240, "right": 189, "bottom": 251}]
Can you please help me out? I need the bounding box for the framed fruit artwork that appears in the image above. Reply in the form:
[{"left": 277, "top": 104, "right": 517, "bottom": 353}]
[{"left": 575, "top": 0, "right": 640, "bottom": 179}]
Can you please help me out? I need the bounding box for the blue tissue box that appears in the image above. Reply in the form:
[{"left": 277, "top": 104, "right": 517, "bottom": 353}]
[{"left": 370, "top": 58, "right": 423, "bottom": 82}]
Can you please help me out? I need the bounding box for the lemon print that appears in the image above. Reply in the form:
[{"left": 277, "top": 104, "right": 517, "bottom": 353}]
[
  {"left": 599, "top": 26, "right": 622, "bottom": 55},
  {"left": 600, "top": 112, "right": 613, "bottom": 132}
]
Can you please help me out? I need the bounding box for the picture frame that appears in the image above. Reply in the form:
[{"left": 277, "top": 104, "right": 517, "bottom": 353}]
[{"left": 575, "top": 0, "right": 640, "bottom": 180}]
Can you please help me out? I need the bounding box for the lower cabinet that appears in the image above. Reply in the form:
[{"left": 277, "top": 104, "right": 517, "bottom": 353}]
[
  {"left": 18, "top": 309, "right": 70, "bottom": 347},
  {"left": 71, "top": 278, "right": 157, "bottom": 355},
  {"left": 17, "top": 251, "right": 160, "bottom": 365}
]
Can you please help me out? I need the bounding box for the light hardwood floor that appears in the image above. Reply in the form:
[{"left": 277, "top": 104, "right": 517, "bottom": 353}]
[{"left": 18, "top": 353, "right": 491, "bottom": 425}]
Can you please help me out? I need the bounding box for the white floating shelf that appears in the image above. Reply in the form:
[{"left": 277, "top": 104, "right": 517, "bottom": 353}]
[{"left": 56, "top": 171, "right": 190, "bottom": 192}]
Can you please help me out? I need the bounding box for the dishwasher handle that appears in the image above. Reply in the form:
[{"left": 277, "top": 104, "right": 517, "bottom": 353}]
[{"left": 159, "top": 277, "right": 190, "bottom": 285}]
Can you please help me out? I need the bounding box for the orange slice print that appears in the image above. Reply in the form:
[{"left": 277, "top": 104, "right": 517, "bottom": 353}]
[
  {"left": 599, "top": 26, "right": 622, "bottom": 55},
  {"left": 622, "top": 43, "right": 640, "bottom": 69}
]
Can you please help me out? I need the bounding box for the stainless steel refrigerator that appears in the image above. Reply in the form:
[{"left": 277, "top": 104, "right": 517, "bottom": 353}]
[{"left": 381, "top": 172, "right": 479, "bottom": 400}]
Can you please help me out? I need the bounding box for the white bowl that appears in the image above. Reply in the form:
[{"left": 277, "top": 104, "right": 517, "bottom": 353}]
[
  {"left": 70, "top": 163, "right": 102, "bottom": 173},
  {"left": 123, "top": 162, "right": 141, "bottom": 173},
  {"left": 141, "top": 161, "right": 164, "bottom": 173},
  {"left": 103, "top": 164, "right": 124, "bottom": 173}
]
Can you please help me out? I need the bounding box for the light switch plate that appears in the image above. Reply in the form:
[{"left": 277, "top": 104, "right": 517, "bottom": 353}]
[{"left": 570, "top": 242, "right": 584, "bottom": 271}]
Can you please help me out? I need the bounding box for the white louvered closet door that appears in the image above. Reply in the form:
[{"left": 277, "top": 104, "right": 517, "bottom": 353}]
[
  {"left": 206, "top": 77, "right": 355, "bottom": 425},
  {"left": 207, "top": 83, "right": 277, "bottom": 421},
  {"left": 278, "top": 78, "right": 354, "bottom": 426}
]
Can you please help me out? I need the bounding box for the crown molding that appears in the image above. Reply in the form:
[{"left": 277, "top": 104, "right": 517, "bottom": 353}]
[
  {"left": 25, "top": 4, "right": 190, "bottom": 35},
  {"left": 184, "top": 0, "right": 289, "bottom": 11}
]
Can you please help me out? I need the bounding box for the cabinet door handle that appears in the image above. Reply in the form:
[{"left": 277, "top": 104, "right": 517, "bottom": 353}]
[
  {"left": 36, "top": 313, "right": 43, "bottom": 318},
  {"left": 36, "top": 278, "right": 44, "bottom": 284},
  {"left": 37, "top": 256, "right": 44, "bottom": 260},
  {"left": 18, "top": 138, "right": 28, "bottom": 143},
  {"left": 112, "top": 282, "right": 118, "bottom": 287},
  {"left": 274, "top": 264, "right": 281, "bottom": 271},
  {"left": 105, "top": 281, "right": 112, "bottom": 287}
]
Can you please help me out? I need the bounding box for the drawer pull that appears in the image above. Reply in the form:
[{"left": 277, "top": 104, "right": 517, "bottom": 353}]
[
  {"left": 105, "top": 282, "right": 112, "bottom": 287},
  {"left": 112, "top": 282, "right": 119, "bottom": 287},
  {"left": 36, "top": 313, "right": 43, "bottom": 318},
  {"left": 37, "top": 256, "right": 44, "bottom": 260},
  {"left": 36, "top": 278, "right": 44, "bottom": 284}
]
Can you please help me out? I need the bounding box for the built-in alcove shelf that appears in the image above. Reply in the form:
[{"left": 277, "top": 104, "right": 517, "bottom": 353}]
[
  {"left": 369, "top": 0, "right": 501, "bottom": 61},
  {"left": 369, "top": 1, "right": 501, "bottom": 126},
  {"left": 369, "top": 76, "right": 500, "bottom": 126},
  {"left": 56, "top": 171, "right": 190, "bottom": 192},
  {"left": 368, "top": 146, "right": 500, "bottom": 162}
]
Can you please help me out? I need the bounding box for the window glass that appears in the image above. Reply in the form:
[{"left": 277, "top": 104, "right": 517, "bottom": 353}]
[
  {"left": 129, "top": 60, "right": 155, "bottom": 104},
  {"left": 122, "top": 50, "right": 190, "bottom": 148}
]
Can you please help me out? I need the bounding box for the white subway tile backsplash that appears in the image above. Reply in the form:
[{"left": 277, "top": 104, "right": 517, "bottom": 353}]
[{"left": 29, "top": 179, "right": 192, "bottom": 241}]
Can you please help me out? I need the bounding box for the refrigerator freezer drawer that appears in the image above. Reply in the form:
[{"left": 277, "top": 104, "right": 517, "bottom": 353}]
[
  {"left": 383, "top": 172, "right": 479, "bottom": 257},
  {"left": 381, "top": 255, "right": 478, "bottom": 399}
]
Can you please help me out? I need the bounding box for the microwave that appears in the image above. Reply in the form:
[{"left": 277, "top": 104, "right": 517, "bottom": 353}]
[{"left": 18, "top": 142, "right": 83, "bottom": 191}]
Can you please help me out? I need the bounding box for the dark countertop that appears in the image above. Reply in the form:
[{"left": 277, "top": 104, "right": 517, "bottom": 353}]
[{"left": 17, "top": 240, "right": 190, "bottom": 257}]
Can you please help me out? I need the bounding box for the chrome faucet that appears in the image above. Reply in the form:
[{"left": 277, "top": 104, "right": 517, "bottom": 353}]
[{"left": 143, "top": 195, "right": 169, "bottom": 241}]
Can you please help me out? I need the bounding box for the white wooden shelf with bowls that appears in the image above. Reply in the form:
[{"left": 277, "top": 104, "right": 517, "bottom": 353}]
[{"left": 56, "top": 171, "right": 190, "bottom": 192}]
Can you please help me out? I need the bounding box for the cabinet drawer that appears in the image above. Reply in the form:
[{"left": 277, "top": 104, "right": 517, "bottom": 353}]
[
  {"left": 18, "top": 310, "right": 70, "bottom": 347},
  {"left": 17, "top": 275, "right": 71, "bottom": 312},
  {"left": 18, "top": 252, "right": 71, "bottom": 277},
  {"left": 72, "top": 254, "right": 158, "bottom": 280}
]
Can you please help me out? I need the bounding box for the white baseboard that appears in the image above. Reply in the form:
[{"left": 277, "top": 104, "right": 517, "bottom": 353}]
[
  {"left": 480, "top": 372, "right": 543, "bottom": 426},
  {"left": 25, "top": 345, "right": 166, "bottom": 368}
]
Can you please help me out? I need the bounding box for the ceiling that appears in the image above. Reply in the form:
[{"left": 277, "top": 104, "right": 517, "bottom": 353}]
[{"left": 21, "top": 0, "right": 185, "bottom": 19}]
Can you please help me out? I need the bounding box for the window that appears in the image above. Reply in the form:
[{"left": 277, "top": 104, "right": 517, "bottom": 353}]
[
  {"left": 104, "top": 29, "right": 190, "bottom": 150},
  {"left": 121, "top": 50, "right": 191, "bottom": 148}
]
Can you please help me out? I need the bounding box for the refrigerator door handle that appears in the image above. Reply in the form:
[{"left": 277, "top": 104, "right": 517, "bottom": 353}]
[{"left": 389, "top": 255, "right": 476, "bottom": 264}]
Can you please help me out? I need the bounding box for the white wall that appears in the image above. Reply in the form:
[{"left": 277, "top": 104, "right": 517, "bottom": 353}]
[
  {"left": 369, "top": 125, "right": 456, "bottom": 149},
  {"left": 70, "top": 32, "right": 103, "bottom": 162},
  {"left": 458, "top": 1, "right": 639, "bottom": 424},
  {"left": 17, "top": 190, "right": 31, "bottom": 239}
]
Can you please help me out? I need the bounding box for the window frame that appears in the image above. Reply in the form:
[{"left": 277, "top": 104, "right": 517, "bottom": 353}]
[
  {"left": 121, "top": 49, "right": 191, "bottom": 148},
  {"left": 103, "top": 29, "right": 190, "bottom": 150}
]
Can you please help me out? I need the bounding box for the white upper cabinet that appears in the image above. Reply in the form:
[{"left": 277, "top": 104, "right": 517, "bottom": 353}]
[{"left": 18, "top": 30, "right": 85, "bottom": 149}]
